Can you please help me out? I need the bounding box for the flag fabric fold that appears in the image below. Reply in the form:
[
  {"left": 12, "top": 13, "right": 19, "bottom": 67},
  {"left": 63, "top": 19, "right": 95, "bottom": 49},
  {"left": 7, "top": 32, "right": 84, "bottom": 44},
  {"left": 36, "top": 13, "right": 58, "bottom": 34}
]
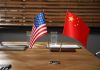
[
  {"left": 29, "top": 12, "right": 47, "bottom": 48},
  {"left": 63, "top": 12, "right": 90, "bottom": 48}
]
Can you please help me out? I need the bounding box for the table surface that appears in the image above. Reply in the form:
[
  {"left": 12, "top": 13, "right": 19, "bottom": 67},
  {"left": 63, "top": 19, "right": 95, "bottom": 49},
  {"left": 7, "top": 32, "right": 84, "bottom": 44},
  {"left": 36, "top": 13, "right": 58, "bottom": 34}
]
[{"left": 0, "top": 42, "right": 100, "bottom": 70}]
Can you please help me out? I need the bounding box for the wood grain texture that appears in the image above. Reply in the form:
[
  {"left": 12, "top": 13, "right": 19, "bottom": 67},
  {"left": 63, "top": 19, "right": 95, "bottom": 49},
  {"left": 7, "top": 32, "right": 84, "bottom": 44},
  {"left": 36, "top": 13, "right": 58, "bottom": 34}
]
[
  {"left": 0, "top": 0, "right": 100, "bottom": 27},
  {"left": 0, "top": 42, "right": 100, "bottom": 70}
]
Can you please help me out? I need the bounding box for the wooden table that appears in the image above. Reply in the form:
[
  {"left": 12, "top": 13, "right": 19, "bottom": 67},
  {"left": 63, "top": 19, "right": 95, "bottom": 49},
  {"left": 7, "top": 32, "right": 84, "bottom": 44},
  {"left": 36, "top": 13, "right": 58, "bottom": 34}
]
[{"left": 0, "top": 42, "right": 100, "bottom": 70}]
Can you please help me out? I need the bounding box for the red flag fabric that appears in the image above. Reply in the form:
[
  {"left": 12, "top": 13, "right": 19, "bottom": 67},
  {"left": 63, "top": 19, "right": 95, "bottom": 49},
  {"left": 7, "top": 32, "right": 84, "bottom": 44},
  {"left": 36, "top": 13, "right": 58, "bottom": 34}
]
[
  {"left": 63, "top": 12, "right": 90, "bottom": 48},
  {"left": 29, "top": 12, "right": 47, "bottom": 48}
]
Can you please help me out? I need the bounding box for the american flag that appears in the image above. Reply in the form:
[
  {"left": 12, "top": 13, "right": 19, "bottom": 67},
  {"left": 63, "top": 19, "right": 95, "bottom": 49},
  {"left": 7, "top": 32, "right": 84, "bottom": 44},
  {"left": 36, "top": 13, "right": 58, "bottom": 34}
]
[{"left": 29, "top": 12, "right": 47, "bottom": 48}]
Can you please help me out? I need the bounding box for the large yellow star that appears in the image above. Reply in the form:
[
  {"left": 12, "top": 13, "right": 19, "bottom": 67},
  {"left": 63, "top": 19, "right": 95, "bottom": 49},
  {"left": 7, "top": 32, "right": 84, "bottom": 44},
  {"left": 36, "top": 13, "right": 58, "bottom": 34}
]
[{"left": 69, "top": 17, "right": 74, "bottom": 21}]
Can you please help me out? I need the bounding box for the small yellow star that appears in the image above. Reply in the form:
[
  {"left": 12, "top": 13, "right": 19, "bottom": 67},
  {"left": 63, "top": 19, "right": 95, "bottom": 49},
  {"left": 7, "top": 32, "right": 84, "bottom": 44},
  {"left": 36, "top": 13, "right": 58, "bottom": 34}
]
[
  {"left": 69, "top": 17, "right": 74, "bottom": 21},
  {"left": 74, "top": 23, "right": 79, "bottom": 27}
]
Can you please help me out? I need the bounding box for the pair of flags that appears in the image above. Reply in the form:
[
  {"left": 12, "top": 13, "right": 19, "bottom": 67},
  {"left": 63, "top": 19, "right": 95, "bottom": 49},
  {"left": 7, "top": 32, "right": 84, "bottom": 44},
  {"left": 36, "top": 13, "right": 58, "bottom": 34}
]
[{"left": 29, "top": 12, "right": 90, "bottom": 48}]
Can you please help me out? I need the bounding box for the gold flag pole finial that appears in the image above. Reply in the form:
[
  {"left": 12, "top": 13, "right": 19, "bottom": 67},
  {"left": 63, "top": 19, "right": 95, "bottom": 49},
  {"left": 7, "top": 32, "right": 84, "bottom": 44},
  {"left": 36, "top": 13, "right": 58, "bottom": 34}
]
[{"left": 43, "top": 9, "right": 45, "bottom": 12}]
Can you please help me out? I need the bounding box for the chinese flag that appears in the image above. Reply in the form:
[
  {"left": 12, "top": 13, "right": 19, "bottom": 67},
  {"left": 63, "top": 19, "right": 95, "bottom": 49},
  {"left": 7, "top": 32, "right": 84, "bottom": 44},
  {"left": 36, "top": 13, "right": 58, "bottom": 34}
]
[{"left": 63, "top": 12, "right": 90, "bottom": 48}]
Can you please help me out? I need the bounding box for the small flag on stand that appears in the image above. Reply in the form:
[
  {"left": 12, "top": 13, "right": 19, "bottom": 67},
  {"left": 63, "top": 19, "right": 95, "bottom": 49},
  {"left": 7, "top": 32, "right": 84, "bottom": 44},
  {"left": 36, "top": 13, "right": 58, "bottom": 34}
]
[
  {"left": 29, "top": 12, "right": 47, "bottom": 48},
  {"left": 63, "top": 12, "right": 90, "bottom": 48}
]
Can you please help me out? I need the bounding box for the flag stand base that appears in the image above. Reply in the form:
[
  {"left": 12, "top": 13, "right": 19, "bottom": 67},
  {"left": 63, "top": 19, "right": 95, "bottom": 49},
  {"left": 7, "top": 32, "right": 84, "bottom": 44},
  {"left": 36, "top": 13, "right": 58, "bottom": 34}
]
[{"left": 49, "top": 60, "right": 60, "bottom": 64}]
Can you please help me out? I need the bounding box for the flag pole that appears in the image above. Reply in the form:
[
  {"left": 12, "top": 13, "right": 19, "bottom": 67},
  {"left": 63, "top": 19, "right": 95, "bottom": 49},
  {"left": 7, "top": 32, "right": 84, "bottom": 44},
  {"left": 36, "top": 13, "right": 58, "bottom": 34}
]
[
  {"left": 42, "top": 9, "right": 45, "bottom": 12},
  {"left": 49, "top": 32, "right": 60, "bottom": 64},
  {"left": 59, "top": 40, "right": 62, "bottom": 52}
]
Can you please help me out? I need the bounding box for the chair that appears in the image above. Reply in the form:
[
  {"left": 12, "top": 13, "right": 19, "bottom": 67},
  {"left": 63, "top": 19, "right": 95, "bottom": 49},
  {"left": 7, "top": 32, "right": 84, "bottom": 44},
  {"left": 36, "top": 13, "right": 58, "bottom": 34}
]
[{"left": 95, "top": 51, "right": 100, "bottom": 58}]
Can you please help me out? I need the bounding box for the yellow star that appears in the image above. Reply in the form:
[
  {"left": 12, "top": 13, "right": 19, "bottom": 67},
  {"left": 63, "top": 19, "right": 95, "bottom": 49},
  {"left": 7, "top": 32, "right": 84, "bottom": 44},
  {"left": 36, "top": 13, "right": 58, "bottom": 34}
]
[
  {"left": 69, "top": 17, "right": 74, "bottom": 21},
  {"left": 74, "top": 23, "right": 79, "bottom": 27}
]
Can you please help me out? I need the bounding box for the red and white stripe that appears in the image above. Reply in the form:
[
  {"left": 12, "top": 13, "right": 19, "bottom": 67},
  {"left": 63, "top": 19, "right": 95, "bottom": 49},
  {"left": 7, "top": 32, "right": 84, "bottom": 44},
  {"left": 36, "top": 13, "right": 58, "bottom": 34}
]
[{"left": 29, "top": 24, "right": 47, "bottom": 48}]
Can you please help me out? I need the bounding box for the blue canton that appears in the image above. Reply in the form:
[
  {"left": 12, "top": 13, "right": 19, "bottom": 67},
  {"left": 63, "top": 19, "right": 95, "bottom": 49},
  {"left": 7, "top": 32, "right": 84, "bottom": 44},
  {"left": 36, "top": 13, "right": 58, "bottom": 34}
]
[{"left": 34, "top": 12, "right": 46, "bottom": 28}]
